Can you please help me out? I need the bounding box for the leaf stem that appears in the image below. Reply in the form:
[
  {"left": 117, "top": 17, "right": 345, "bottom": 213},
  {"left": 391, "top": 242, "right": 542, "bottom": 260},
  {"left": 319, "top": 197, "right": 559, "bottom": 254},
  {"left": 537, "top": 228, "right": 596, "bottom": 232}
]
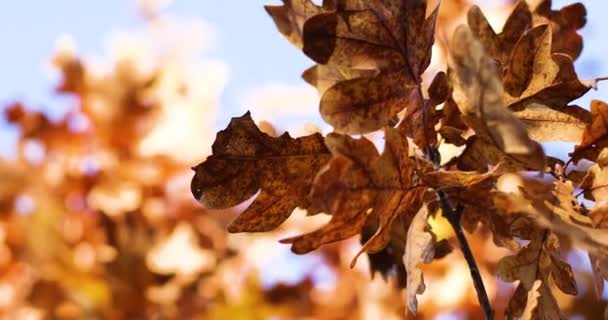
[{"left": 437, "top": 190, "right": 494, "bottom": 320}]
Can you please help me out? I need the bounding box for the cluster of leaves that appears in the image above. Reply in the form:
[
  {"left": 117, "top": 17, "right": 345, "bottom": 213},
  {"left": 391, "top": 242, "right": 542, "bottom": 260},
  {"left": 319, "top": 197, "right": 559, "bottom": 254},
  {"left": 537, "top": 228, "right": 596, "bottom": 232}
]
[{"left": 192, "top": 0, "right": 608, "bottom": 318}]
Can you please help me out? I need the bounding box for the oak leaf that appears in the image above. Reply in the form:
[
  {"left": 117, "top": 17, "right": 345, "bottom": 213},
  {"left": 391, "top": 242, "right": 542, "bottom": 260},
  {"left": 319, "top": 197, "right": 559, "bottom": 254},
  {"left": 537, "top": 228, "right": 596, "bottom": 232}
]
[
  {"left": 361, "top": 214, "right": 408, "bottom": 288},
  {"left": 362, "top": 210, "right": 452, "bottom": 289},
  {"left": 448, "top": 25, "right": 545, "bottom": 171},
  {"left": 571, "top": 100, "right": 608, "bottom": 163},
  {"left": 512, "top": 103, "right": 590, "bottom": 142},
  {"left": 281, "top": 128, "right": 429, "bottom": 266},
  {"left": 400, "top": 71, "right": 447, "bottom": 149},
  {"left": 528, "top": 0, "right": 586, "bottom": 60},
  {"left": 467, "top": 2, "right": 532, "bottom": 67},
  {"left": 522, "top": 280, "right": 543, "bottom": 320},
  {"left": 403, "top": 204, "right": 435, "bottom": 316},
  {"left": 497, "top": 177, "right": 608, "bottom": 255},
  {"left": 299, "top": 0, "right": 439, "bottom": 133},
  {"left": 190, "top": 112, "right": 331, "bottom": 232},
  {"left": 497, "top": 218, "right": 576, "bottom": 319},
  {"left": 501, "top": 24, "right": 598, "bottom": 148},
  {"left": 469, "top": 4, "right": 593, "bottom": 143},
  {"left": 578, "top": 149, "right": 608, "bottom": 296},
  {"left": 265, "top": 0, "right": 330, "bottom": 49},
  {"left": 535, "top": 181, "right": 608, "bottom": 254}
]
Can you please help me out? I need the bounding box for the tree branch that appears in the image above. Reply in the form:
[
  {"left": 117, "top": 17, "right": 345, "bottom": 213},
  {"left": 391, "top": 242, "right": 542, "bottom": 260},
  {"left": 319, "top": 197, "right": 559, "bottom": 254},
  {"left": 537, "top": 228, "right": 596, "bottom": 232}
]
[
  {"left": 424, "top": 144, "right": 493, "bottom": 318},
  {"left": 437, "top": 190, "right": 494, "bottom": 320}
]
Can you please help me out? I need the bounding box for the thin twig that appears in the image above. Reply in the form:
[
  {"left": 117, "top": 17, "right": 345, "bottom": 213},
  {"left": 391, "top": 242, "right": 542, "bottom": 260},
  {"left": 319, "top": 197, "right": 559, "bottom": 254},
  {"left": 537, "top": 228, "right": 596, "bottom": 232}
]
[
  {"left": 595, "top": 76, "right": 608, "bottom": 82},
  {"left": 437, "top": 191, "right": 494, "bottom": 320},
  {"left": 425, "top": 144, "right": 494, "bottom": 319}
]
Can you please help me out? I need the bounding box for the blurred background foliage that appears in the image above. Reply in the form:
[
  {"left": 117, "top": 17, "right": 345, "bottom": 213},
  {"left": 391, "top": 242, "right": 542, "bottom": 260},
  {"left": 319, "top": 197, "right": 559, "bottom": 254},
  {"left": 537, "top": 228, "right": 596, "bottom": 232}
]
[{"left": 0, "top": 0, "right": 607, "bottom": 319}]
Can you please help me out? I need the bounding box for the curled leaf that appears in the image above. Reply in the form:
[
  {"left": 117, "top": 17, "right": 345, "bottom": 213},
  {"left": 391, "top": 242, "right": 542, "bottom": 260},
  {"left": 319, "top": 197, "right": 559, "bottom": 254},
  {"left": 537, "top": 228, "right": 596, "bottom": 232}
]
[
  {"left": 572, "top": 100, "right": 608, "bottom": 163},
  {"left": 448, "top": 25, "right": 545, "bottom": 171},
  {"left": 265, "top": 0, "right": 328, "bottom": 48},
  {"left": 403, "top": 204, "right": 435, "bottom": 316}
]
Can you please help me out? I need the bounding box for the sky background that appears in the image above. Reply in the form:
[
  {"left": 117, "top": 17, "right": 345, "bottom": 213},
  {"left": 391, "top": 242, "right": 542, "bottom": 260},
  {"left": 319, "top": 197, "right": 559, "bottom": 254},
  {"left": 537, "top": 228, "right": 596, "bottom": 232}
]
[{"left": 0, "top": 0, "right": 607, "bottom": 157}]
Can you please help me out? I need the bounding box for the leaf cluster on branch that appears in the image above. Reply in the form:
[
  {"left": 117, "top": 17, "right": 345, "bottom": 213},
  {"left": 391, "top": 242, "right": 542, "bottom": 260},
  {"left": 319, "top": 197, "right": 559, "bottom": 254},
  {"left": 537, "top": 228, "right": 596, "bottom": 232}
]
[{"left": 191, "top": 0, "right": 608, "bottom": 318}]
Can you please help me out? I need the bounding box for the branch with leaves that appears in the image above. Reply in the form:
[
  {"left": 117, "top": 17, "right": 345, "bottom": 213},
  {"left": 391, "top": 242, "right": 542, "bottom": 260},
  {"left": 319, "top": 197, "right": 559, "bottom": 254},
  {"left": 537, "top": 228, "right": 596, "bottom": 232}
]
[{"left": 192, "top": 0, "right": 608, "bottom": 318}]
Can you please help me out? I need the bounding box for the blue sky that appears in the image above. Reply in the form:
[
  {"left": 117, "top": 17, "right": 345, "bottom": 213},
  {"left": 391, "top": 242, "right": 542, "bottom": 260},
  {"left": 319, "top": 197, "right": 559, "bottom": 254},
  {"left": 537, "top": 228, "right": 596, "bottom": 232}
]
[
  {"left": 0, "top": 1, "right": 313, "bottom": 116},
  {"left": 0, "top": 0, "right": 607, "bottom": 157}
]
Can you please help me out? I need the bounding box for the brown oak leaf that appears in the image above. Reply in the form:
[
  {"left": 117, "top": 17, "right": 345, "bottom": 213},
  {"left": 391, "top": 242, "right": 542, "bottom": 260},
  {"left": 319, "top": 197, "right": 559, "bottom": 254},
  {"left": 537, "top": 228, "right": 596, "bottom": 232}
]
[
  {"left": 281, "top": 128, "right": 429, "bottom": 265},
  {"left": 529, "top": 0, "right": 586, "bottom": 60},
  {"left": 299, "top": 0, "right": 439, "bottom": 133},
  {"left": 361, "top": 214, "right": 408, "bottom": 288},
  {"left": 497, "top": 218, "right": 576, "bottom": 319},
  {"left": 362, "top": 209, "right": 452, "bottom": 289},
  {"left": 400, "top": 71, "right": 448, "bottom": 150},
  {"left": 522, "top": 280, "right": 543, "bottom": 320},
  {"left": 190, "top": 112, "right": 331, "bottom": 232},
  {"left": 500, "top": 24, "right": 598, "bottom": 147},
  {"left": 467, "top": 2, "right": 532, "bottom": 67},
  {"left": 497, "top": 177, "right": 608, "bottom": 255},
  {"left": 468, "top": 5, "right": 593, "bottom": 143},
  {"left": 578, "top": 149, "right": 608, "bottom": 296},
  {"left": 265, "top": 0, "right": 330, "bottom": 49},
  {"left": 571, "top": 100, "right": 608, "bottom": 163},
  {"left": 403, "top": 204, "right": 435, "bottom": 316},
  {"left": 448, "top": 25, "right": 545, "bottom": 171},
  {"left": 512, "top": 103, "right": 590, "bottom": 142}
]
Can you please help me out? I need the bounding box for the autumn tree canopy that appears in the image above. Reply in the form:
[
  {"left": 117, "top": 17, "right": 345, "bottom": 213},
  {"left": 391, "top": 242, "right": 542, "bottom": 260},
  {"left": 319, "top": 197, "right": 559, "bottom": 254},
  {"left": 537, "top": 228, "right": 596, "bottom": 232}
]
[
  {"left": 2, "top": 0, "right": 608, "bottom": 319},
  {"left": 191, "top": 0, "right": 608, "bottom": 319}
]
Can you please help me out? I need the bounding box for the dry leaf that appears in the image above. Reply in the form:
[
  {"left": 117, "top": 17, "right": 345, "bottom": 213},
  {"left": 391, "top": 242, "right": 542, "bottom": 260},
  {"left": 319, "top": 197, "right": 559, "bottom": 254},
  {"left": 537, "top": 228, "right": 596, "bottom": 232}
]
[
  {"left": 403, "top": 204, "right": 435, "bottom": 316},
  {"left": 522, "top": 280, "right": 543, "bottom": 320},
  {"left": 572, "top": 100, "right": 608, "bottom": 163},
  {"left": 265, "top": 0, "right": 329, "bottom": 48},
  {"left": 448, "top": 25, "right": 545, "bottom": 171},
  {"left": 502, "top": 25, "right": 592, "bottom": 121},
  {"left": 528, "top": 0, "right": 586, "bottom": 60},
  {"left": 497, "top": 218, "right": 575, "bottom": 319},
  {"left": 281, "top": 128, "right": 427, "bottom": 258},
  {"left": 512, "top": 103, "right": 590, "bottom": 142},
  {"left": 468, "top": 2, "right": 532, "bottom": 66},
  {"left": 191, "top": 112, "right": 331, "bottom": 232},
  {"left": 298, "top": 0, "right": 439, "bottom": 133}
]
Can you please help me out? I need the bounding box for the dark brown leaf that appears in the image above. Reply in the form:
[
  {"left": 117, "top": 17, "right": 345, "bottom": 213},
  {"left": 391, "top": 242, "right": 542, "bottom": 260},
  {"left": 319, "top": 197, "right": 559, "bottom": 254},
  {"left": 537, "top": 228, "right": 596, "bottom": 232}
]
[
  {"left": 281, "top": 128, "right": 429, "bottom": 263},
  {"left": 299, "top": 0, "right": 439, "bottom": 133},
  {"left": 265, "top": 0, "right": 327, "bottom": 48},
  {"left": 319, "top": 70, "right": 418, "bottom": 133},
  {"left": 191, "top": 112, "right": 331, "bottom": 232},
  {"left": 302, "top": 64, "right": 378, "bottom": 94},
  {"left": 530, "top": 0, "right": 586, "bottom": 60}
]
